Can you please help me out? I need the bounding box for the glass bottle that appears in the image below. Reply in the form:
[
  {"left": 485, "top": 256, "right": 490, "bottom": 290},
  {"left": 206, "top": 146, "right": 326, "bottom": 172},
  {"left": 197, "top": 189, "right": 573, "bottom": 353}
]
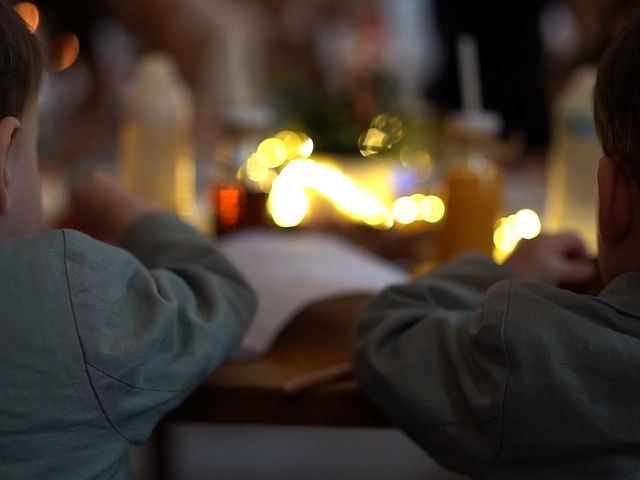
[
  {"left": 119, "top": 52, "right": 197, "bottom": 224},
  {"left": 437, "top": 113, "right": 504, "bottom": 260}
]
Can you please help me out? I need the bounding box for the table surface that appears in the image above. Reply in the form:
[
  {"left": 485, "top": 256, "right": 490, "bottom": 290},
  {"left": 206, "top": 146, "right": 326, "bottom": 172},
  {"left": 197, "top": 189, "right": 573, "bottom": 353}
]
[{"left": 166, "top": 294, "right": 390, "bottom": 427}]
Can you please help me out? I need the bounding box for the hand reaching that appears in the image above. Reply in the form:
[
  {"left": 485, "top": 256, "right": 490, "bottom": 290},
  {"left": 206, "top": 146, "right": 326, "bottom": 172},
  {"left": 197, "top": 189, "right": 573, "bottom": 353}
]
[{"left": 505, "top": 233, "right": 597, "bottom": 289}]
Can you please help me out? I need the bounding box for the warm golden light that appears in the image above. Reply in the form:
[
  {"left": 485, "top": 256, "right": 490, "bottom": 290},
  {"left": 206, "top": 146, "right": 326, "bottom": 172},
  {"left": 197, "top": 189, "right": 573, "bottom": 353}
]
[
  {"left": 274, "top": 130, "right": 314, "bottom": 160},
  {"left": 51, "top": 33, "right": 80, "bottom": 71},
  {"left": 493, "top": 221, "right": 520, "bottom": 255},
  {"left": 256, "top": 138, "right": 288, "bottom": 168},
  {"left": 493, "top": 209, "right": 543, "bottom": 263},
  {"left": 393, "top": 196, "right": 419, "bottom": 225},
  {"left": 304, "top": 162, "right": 393, "bottom": 228},
  {"left": 514, "top": 209, "right": 542, "bottom": 240},
  {"left": 275, "top": 131, "right": 301, "bottom": 159},
  {"left": 257, "top": 170, "right": 277, "bottom": 193},
  {"left": 267, "top": 159, "right": 393, "bottom": 229},
  {"left": 358, "top": 114, "right": 406, "bottom": 158},
  {"left": 492, "top": 248, "right": 511, "bottom": 264},
  {"left": 14, "top": 2, "right": 39, "bottom": 33},
  {"left": 268, "top": 172, "right": 310, "bottom": 228},
  {"left": 297, "top": 133, "right": 314, "bottom": 158},
  {"left": 246, "top": 153, "right": 270, "bottom": 182},
  {"left": 255, "top": 128, "right": 395, "bottom": 229},
  {"left": 363, "top": 210, "right": 395, "bottom": 229},
  {"left": 410, "top": 193, "right": 426, "bottom": 204},
  {"left": 418, "top": 195, "right": 446, "bottom": 223}
]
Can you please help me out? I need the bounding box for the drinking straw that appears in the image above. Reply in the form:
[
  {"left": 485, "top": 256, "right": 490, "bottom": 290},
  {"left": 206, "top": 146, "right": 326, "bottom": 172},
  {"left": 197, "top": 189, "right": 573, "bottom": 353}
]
[{"left": 456, "top": 34, "right": 483, "bottom": 114}]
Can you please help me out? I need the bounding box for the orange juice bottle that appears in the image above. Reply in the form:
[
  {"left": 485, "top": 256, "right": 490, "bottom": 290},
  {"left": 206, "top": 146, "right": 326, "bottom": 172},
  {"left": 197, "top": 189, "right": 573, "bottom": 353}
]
[{"left": 438, "top": 113, "right": 503, "bottom": 260}]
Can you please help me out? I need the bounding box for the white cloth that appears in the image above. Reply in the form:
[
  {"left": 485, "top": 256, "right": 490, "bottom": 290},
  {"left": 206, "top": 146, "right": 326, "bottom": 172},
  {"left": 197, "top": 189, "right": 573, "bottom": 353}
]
[{"left": 220, "top": 229, "right": 409, "bottom": 358}]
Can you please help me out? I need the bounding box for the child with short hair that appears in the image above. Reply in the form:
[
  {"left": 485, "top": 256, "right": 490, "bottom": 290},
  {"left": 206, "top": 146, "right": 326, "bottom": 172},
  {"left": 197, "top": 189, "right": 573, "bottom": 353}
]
[
  {"left": 354, "top": 7, "right": 640, "bottom": 479},
  {"left": 0, "top": 2, "right": 256, "bottom": 478}
]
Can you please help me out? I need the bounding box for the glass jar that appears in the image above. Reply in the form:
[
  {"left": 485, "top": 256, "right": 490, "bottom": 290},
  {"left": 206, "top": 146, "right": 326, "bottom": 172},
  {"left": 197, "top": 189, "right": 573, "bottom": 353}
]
[{"left": 437, "top": 113, "right": 504, "bottom": 260}]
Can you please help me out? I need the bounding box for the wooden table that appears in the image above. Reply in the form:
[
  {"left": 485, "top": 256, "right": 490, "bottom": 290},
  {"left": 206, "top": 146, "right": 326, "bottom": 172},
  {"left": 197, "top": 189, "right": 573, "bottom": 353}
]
[
  {"left": 165, "top": 293, "right": 389, "bottom": 427},
  {"left": 152, "top": 295, "right": 389, "bottom": 477}
]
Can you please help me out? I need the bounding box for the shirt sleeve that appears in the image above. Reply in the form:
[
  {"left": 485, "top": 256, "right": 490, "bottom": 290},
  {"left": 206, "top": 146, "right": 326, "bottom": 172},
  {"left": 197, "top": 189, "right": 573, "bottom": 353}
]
[
  {"left": 353, "top": 254, "right": 515, "bottom": 476},
  {"left": 63, "top": 213, "right": 257, "bottom": 443}
]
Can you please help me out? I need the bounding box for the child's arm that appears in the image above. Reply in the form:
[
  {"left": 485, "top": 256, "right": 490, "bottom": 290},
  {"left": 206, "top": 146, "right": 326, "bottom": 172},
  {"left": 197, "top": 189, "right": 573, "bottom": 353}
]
[
  {"left": 353, "top": 235, "right": 595, "bottom": 475},
  {"left": 353, "top": 255, "right": 514, "bottom": 476},
  {"left": 63, "top": 172, "right": 256, "bottom": 443}
]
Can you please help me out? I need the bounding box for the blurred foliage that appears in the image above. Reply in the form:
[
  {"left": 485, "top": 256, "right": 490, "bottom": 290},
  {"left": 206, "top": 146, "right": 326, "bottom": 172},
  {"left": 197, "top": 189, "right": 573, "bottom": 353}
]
[{"left": 271, "top": 69, "right": 400, "bottom": 155}]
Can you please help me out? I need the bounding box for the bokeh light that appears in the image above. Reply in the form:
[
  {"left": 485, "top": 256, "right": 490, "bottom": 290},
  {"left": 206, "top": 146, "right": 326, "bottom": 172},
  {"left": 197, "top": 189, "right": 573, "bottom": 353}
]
[
  {"left": 493, "top": 221, "right": 521, "bottom": 255},
  {"left": 268, "top": 172, "right": 311, "bottom": 228},
  {"left": 14, "top": 2, "right": 39, "bottom": 33},
  {"left": 275, "top": 130, "right": 314, "bottom": 160},
  {"left": 256, "top": 137, "right": 288, "bottom": 169},
  {"left": 252, "top": 132, "right": 445, "bottom": 230},
  {"left": 370, "top": 114, "right": 404, "bottom": 146},
  {"left": 50, "top": 33, "right": 80, "bottom": 71},
  {"left": 492, "top": 248, "right": 511, "bottom": 265},
  {"left": 275, "top": 130, "right": 301, "bottom": 160},
  {"left": 513, "top": 208, "right": 542, "bottom": 239},
  {"left": 297, "top": 132, "right": 314, "bottom": 158},
  {"left": 418, "top": 195, "right": 446, "bottom": 223},
  {"left": 268, "top": 159, "right": 393, "bottom": 229},
  {"left": 358, "top": 114, "right": 406, "bottom": 158},
  {"left": 358, "top": 128, "right": 388, "bottom": 157},
  {"left": 257, "top": 170, "right": 277, "bottom": 193},
  {"left": 493, "top": 209, "right": 542, "bottom": 263},
  {"left": 246, "top": 153, "right": 270, "bottom": 182},
  {"left": 393, "top": 196, "right": 419, "bottom": 225}
]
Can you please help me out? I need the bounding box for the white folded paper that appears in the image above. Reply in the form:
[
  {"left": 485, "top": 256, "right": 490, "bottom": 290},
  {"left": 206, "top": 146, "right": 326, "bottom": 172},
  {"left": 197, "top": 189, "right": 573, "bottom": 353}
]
[{"left": 220, "top": 229, "right": 409, "bottom": 358}]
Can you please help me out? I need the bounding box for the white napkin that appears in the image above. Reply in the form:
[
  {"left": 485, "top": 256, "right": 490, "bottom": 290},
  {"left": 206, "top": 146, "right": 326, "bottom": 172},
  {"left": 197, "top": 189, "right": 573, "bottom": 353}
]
[{"left": 220, "top": 229, "right": 409, "bottom": 358}]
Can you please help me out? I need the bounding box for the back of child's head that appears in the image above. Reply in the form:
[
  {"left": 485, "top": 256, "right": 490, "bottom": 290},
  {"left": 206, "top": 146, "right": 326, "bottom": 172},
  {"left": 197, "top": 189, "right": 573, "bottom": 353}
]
[
  {"left": 595, "top": 4, "right": 640, "bottom": 180},
  {"left": 0, "top": 0, "right": 42, "bottom": 119}
]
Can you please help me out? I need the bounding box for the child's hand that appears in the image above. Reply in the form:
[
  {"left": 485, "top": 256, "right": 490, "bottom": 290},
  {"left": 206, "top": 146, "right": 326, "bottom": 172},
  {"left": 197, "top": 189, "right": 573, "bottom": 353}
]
[
  {"left": 505, "top": 233, "right": 597, "bottom": 289},
  {"left": 69, "top": 169, "right": 157, "bottom": 244}
]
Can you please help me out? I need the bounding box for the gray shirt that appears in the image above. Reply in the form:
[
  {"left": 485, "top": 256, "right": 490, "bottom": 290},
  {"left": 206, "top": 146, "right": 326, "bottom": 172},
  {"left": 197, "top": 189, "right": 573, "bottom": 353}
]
[
  {"left": 0, "top": 213, "right": 256, "bottom": 479},
  {"left": 354, "top": 254, "right": 640, "bottom": 479}
]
